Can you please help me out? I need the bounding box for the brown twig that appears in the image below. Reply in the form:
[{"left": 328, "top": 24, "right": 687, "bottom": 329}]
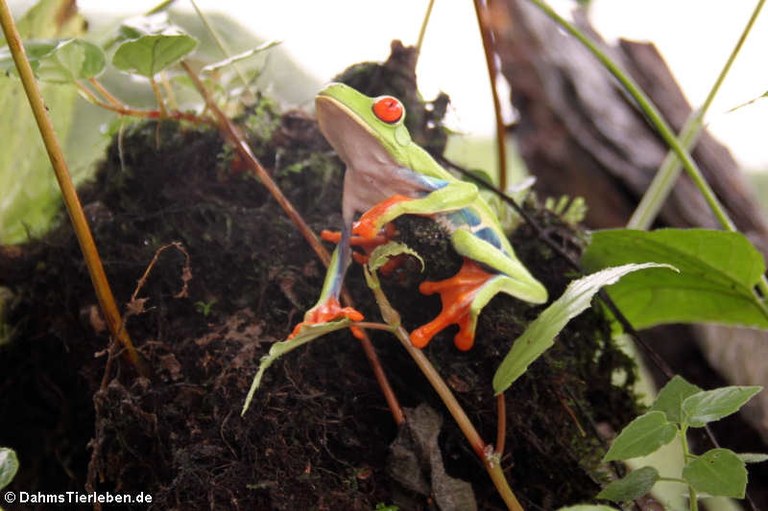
[
  {"left": 76, "top": 82, "right": 211, "bottom": 124},
  {"left": 495, "top": 392, "right": 507, "bottom": 456},
  {"left": 473, "top": 0, "right": 509, "bottom": 191},
  {"left": 179, "top": 60, "right": 405, "bottom": 425},
  {"left": 0, "top": 0, "right": 143, "bottom": 370}
]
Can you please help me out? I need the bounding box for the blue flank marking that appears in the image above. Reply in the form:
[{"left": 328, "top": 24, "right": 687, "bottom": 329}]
[
  {"left": 393, "top": 166, "right": 448, "bottom": 194},
  {"left": 446, "top": 209, "right": 481, "bottom": 228},
  {"left": 475, "top": 227, "right": 503, "bottom": 250}
]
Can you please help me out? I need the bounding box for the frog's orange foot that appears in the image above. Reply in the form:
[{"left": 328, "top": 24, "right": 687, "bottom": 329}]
[
  {"left": 289, "top": 297, "right": 364, "bottom": 339},
  {"left": 410, "top": 260, "right": 495, "bottom": 351},
  {"left": 353, "top": 194, "right": 412, "bottom": 239}
]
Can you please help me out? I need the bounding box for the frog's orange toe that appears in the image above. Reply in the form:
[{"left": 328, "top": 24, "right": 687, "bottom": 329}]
[
  {"left": 289, "top": 297, "right": 364, "bottom": 339},
  {"left": 410, "top": 259, "right": 495, "bottom": 351}
]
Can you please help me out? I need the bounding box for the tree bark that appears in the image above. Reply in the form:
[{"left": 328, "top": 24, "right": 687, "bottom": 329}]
[{"left": 490, "top": 0, "right": 768, "bottom": 445}]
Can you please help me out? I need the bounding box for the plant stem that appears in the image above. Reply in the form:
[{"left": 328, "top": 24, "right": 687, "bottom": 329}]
[
  {"left": 527, "top": 0, "right": 768, "bottom": 299},
  {"left": 415, "top": 0, "right": 435, "bottom": 55},
  {"left": 149, "top": 77, "right": 168, "bottom": 117},
  {"left": 364, "top": 269, "right": 523, "bottom": 510},
  {"left": 395, "top": 324, "right": 523, "bottom": 510},
  {"left": 628, "top": 0, "right": 766, "bottom": 230},
  {"left": 473, "top": 0, "right": 508, "bottom": 191},
  {"left": 76, "top": 82, "right": 211, "bottom": 124},
  {"left": 679, "top": 426, "right": 698, "bottom": 511},
  {"left": 0, "top": 0, "right": 143, "bottom": 369},
  {"left": 189, "top": 0, "right": 252, "bottom": 96}
]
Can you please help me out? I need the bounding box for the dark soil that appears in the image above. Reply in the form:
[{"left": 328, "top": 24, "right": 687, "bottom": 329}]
[{"left": 0, "top": 81, "right": 642, "bottom": 509}]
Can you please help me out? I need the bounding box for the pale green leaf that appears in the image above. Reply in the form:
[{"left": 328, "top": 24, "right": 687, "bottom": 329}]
[
  {"left": 582, "top": 229, "right": 768, "bottom": 329},
  {"left": 682, "top": 386, "right": 762, "bottom": 428},
  {"left": 492, "top": 263, "right": 673, "bottom": 394},
  {"left": 241, "top": 320, "right": 351, "bottom": 415},
  {"left": 367, "top": 242, "right": 424, "bottom": 275},
  {"left": 596, "top": 466, "right": 659, "bottom": 502},
  {"left": 650, "top": 375, "right": 702, "bottom": 424},
  {"left": 24, "top": 39, "right": 105, "bottom": 83},
  {"left": 113, "top": 33, "right": 197, "bottom": 77},
  {"left": 683, "top": 448, "right": 747, "bottom": 498},
  {"left": 738, "top": 453, "right": 768, "bottom": 464},
  {"left": 603, "top": 411, "right": 677, "bottom": 462},
  {"left": 0, "top": 447, "right": 19, "bottom": 490}
]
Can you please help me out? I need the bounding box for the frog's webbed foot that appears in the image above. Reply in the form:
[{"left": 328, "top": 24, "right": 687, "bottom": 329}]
[
  {"left": 289, "top": 297, "right": 364, "bottom": 339},
  {"left": 409, "top": 259, "right": 496, "bottom": 351}
]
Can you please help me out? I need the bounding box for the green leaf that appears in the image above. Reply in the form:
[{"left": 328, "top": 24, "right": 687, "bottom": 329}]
[
  {"left": 682, "top": 386, "right": 762, "bottom": 428},
  {"left": 581, "top": 229, "right": 768, "bottom": 329},
  {"left": 650, "top": 375, "right": 702, "bottom": 424},
  {"left": 367, "top": 242, "right": 424, "bottom": 275},
  {"left": 0, "top": 447, "right": 19, "bottom": 490},
  {"left": 492, "top": 263, "right": 673, "bottom": 394},
  {"left": 683, "top": 448, "right": 747, "bottom": 498},
  {"left": 0, "top": 0, "right": 87, "bottom": 243},
  {"left": 738, "top": 453, "right": 768, "bottom": 464},
  {"left": 112, "top": 32, "right": 197, "bottom": 77},
  {"left": 241, "top": 320, "right": 351, "bottom": 415},
  {"left": 12, "top": 39, "right": 105, "bottom": 83},
  {"left": 596, "top": 466, "right": 659, "bottom": 502},
  {"left": 603, "top": 411, "right": 677, "bottom": 462}
]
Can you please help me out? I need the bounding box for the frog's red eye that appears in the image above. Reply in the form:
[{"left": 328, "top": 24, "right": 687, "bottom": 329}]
[{"left": 373, "top": 96, "right": 403, "bottom": 124}]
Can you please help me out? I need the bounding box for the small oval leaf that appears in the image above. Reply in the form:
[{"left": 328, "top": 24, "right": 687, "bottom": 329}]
[
  {"left": 603, "top": 411, "right": 677, "bottom": 462},
  {"left": 596, "top": 466, "right": 659, "bottom": 502},
  {"left": 113, "top": 33, "right": 197, "bottom": 77},
  {"left": 683, "top": 448, "right": 747, "bottom": 498}
]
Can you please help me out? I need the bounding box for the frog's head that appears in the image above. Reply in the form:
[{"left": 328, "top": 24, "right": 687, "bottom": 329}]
[{"left": 315, "top": 82, "right": 412, "bottom": 170}]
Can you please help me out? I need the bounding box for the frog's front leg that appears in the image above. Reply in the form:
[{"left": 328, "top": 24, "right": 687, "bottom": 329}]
[
  {"left": 352, "top": 181, "right": 480, "bottom": 239},
  {"left": 288, "top": 227, "right": 364, "bottom": 339},
  {"left": 411, "top": 230, "right": 548, "bottom": 351}
]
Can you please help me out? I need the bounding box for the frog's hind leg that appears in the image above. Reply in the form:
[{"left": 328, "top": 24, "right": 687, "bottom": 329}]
[{"left": 409, "top": 230, "right": 548, "bottom": 351}]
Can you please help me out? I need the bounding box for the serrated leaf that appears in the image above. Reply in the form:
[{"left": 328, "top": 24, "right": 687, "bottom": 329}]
[
  {"left": 650, "top": 375, "right": 702, "bottom": 424},
  {"left": 582, "top": 229, "right": 768, "bottom": 329},
  {"left": 241, "top": 320, "right": 351, "bottom": 415},
  {"left": 603, "top": 411, "right": 677, "bottom": 462},
  {"left": 738, "top": 453, "right": 768, "bottom": 464},
  {"left": 113, "top": 33, "right": 197, "bottom": 77},
  {"left": 596, "top": 466, "right": 659, "bottom": 502},
  {"left": 0, "top": 447, "right": 19, "bottom": 490},
  {"left": 683, "top": 448, "right": 747, "bottom": 498},
  {"left": 492, "top": 263, "right": 673, "bottom": 394},
  {"left": 682, "top": 386, "right": 762, "bottom": 427}
]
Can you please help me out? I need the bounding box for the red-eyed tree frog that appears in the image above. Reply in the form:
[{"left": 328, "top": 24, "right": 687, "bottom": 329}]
[{"left": 291, "top": 83, "right": 548, "bottom": 351}]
